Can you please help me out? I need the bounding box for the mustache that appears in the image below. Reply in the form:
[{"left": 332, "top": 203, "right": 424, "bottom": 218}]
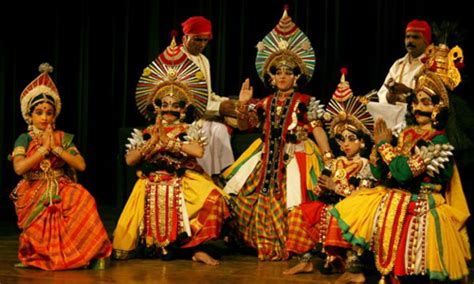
[
  {"left": 407, "top": 43, "right": 416, "bottom": 48},
  {"left": 413, "top": 110, "right": 432, "bottom": 117},
  {"left": 161, "top": 110, "right": 181, "bottom": 117}
]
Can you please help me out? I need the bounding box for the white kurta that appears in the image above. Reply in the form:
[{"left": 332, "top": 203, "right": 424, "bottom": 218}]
[
  {"left": 370, "top": 53, "right": 427, "bottom": 135},
  {"left": 182, "top": 47, "right": 235, "bottom": 175},
  {"left": 377, "top": 53, "right": 427, "bottom": 104}
]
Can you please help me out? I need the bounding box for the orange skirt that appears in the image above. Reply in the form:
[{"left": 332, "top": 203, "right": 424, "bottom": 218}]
[{"left": 13, "top": 177, "right": 112, "bottom": 270}]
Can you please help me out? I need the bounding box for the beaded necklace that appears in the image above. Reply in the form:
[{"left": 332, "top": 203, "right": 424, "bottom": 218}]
[{"left": 259, "top": 92, "right": 293, "bottom": 195}]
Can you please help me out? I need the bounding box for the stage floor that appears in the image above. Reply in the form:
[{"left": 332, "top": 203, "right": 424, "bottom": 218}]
[{"left": 0, "top": 205, "right": 472, "bottom": 284}]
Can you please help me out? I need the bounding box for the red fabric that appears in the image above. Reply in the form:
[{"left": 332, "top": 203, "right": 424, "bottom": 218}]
[
  {"left": 285, "top": 207, "right": 317, "bottom": 254},
  {"left": 181, "top": 189, "right": 230, "bottom": 248},
  {"left": 324, "top": 217, "right": 352, "bottom": 251},
  {"left": 406, "top": 19, "right": 432, "bottom": 45},
  {"left": 13, "top": 131, "right": 111, "bottom": 270},
  {"left": 295, "top": 152, "right": 309, "bottom": 203},
  {"left": 181, "top": 16, "right": 212, "bottom": 38},
  {"left": 300, "top": 201, "right": 326, "bottom": 228},
  {"left": 300, "top": 202, "right": 328, "bottom": 243}
]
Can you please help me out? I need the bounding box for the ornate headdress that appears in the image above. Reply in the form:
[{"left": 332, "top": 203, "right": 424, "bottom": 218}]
[
  {"left": 135, "top": 35, "right": 209, "bottom": 120},
  {"left": 255, "top": 6, "right": 316, "bottom": 82},
  {"left": 423, "top": 44, "right": 463, "bottom": 92},
  {"left": 20, "top": 63, "right": 61, "bottom": 124},
  {"left": 323, "top": 68, "right": 374, "bottom": 139},
  {"left": 413, "top": 43, "right": 464, "bottom": 118}
]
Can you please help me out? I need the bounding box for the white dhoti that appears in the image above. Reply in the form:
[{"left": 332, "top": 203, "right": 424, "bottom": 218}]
[{"left": 197, "top": 121, "right": 235, "bottom": 175}]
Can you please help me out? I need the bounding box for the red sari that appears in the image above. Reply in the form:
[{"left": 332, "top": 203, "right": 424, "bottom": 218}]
[{"left": 10, "top": 131, "right": 112, "bottom": 270}]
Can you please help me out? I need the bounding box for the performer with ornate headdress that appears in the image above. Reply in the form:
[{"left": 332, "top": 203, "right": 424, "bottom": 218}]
[
  {"left": 222, "top": 6, "right": 331, "bottom": 261},
  {"left": 331, "top": 43, "right": 470, "bottom": 283},
  {"left": 283, "top": 69, "right": 376, "bottom": 281},
  {"left": 112, "top": 36, "right": 230, "bottom": 265},
  {"left": 9, "top": 63, "right": 112, "bottom": 270}
]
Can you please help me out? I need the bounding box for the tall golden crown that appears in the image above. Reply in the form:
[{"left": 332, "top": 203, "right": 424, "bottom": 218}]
[{"left": 424, "top": 44, "right": 463, "bottom": 91}]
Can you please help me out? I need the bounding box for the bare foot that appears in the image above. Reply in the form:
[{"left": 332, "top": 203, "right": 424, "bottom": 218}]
[
  {"left": 283, "top": 261, "right": 314, "bottom": 275},
  {"left": 192, "top": 251, "right": 220, "bottom": 266},
  {"left": 334, "top": 272, "right": 365, "bottom": 283}
]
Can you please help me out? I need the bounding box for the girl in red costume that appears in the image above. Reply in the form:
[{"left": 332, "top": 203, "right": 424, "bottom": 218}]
[
  {"left": 10, "top": 63, "right": 112, "bottom": 270},
  {"left": 222, "top": 7, "right": 331, "bottom": 261}
]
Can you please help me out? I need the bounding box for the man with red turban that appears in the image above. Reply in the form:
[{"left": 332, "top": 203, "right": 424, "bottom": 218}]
[
  {"left": 180, "top": 16, "right": 235, "bottom": 183},
  {"left": 368, "top": 19, "right": 432, "bottom": 136},
  {"left": 377, "top": 19, "right": 431, "bottom": 105}
]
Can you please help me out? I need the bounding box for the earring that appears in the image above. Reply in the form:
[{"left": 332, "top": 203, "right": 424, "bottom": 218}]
[
  {"left": 180, "top": 112, "right": 186, "bottom": 121},
  {"left": 293, "top": 74, "right": 300, "bottom": 88},
  {"left": 431, "top": 112, "right": 438, "bottom": 126},
  {"left": 269, "top": 74, "right": 276, "bottom": 87},
  {"left": 361, "top": 143, "right": 365, "bottom": 149},
  {"left": 26, "top": 117, "right": 33, "bottom": 131}
]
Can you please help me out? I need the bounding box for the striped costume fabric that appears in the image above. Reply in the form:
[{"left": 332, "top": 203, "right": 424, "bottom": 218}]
[{"left": 11, "top": 132, "right": 112, "bottom": 270}]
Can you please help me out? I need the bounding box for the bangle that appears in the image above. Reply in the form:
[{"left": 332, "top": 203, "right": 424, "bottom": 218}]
[
  {"left": 323, "top": 151, "right": 334, "bottom": 161},
  {"left": 310, "top": 119, "right": 323, "bottom": 128},
  {"left": 52, "top": 146, "right": 64, "bottom": 157},
  {"left": 139, "top": 143, "right": 152, "bottom": 156},
  {"left": 37, "top": 146, "right": 49, "bottom": 157},
  {"left": 235, "top": 101, "right": 249, "bottom": 120},
  {"left": 378, "top": 143, "right": 396, "bottom": 165},
  {"left": 172, "top": 140, "right": 183, "bottom": 153},
  {"left": 165, "top": 139, "right": 182, "bottom": 153}
]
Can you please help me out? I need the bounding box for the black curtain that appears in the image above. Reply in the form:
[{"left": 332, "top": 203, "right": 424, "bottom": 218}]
[{"left": 1, "top": 0, "right": 473, "bottom": 237}]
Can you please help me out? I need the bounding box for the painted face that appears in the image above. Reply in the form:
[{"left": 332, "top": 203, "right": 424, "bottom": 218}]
[
  {"left": 30, "top": 102, "right": 55, "bottom": 130},
  {"left": 411, "top": 91, "right": 434, "bottom": 126},
  {"left": 183, "top": 35, "right": 210, "bottom": 56},
  {"left": 405, "top": 31, "right": 427, "bottom": 58},
  {"left": 160, "top": 95, "right": 184, "bottom": 123},
  {"left": 335, "top": 129, "right": 362, "bottom": 159},
  {"left": 274, "top": 66, "right": 296, "bottom": 92}
]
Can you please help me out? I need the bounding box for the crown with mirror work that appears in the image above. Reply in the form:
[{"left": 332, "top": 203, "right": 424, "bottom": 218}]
[
  {"left": 255, "top": 6, "right": 316, "bottom": 83},
  {"left": 323, "top": 68, "right": 374, "bottom": 139},
  {"left": 135, "top": 36, "right": 209, "bottom": 120},
  {"left": 414, "top": 43, "right": 464, "bottom": 113}
]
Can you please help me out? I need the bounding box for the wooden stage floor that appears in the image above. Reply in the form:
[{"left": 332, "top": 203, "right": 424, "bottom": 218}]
[{"left": 0, "top": 205, "right": 472, "bottom": 284}]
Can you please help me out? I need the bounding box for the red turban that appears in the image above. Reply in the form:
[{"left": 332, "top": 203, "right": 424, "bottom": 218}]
[
  {"left": 181, "top": 16, "right": 212, "bottom": 39},
  {"left": 406, "top": 19, "right": 432, "bottom": 45}
]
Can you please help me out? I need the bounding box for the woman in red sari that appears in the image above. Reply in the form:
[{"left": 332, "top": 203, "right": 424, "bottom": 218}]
[{"left": 9, "top": 63, "right": 112, "bottom": 270}]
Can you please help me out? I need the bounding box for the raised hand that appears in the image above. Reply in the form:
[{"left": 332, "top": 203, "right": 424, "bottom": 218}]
[
  {"left": 374, "top": 118, "right": 392, "bottom": 145},
  {"left": 239, "top": 78, "right": 253, "bottom": 103}
]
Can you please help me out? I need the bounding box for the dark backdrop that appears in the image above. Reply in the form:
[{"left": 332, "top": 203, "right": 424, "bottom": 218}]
[{"left": 1, "top": 0, "right": 473, "bottom": 237}]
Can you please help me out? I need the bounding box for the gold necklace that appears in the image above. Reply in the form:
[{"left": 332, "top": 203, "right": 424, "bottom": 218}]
[{"left": 30, "top": 125, "right": 44, "bottom": 140}]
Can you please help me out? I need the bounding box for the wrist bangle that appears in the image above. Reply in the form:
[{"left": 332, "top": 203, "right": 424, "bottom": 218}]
[
  {"left": 165, "top": 139, "right": 182, "bottom": 153},
  {"left": 323, "top": 151, "right": 334, "bottom": 160},
  {"left": 52, "top": 146, "right": 64, "bottom": 157}
]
